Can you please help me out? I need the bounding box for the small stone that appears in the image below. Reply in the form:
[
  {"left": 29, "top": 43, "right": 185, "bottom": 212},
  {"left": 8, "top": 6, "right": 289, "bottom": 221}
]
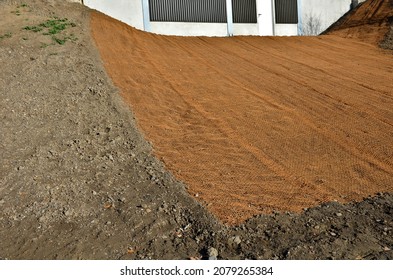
[
  {"left": 64, "top": 210, "right": 72, "bottom": 216},
  {"left": 234, "top": 236, "right": 241, "bottom": 245},
  {"left": 228, "top": 236, "right": 242, "bottom": 248},
  {"left": 208, "top": 256, "right": 217, "bottom": 260},
  {"left": 336, "top": 213, "right": 343, "bottom": 217},
  {"left": 208, "top": 247, "right": 218, "bottom": 258},
  {"left": 92, "top": 190, "right": 97, "bottom": 195},
  {"left": 330, "top": 232, "right": 337, "bottom": 237},
  {"left": 103, "top": 202, "right": 113, "bottom": 209},
  {"left": 127, "top": 246, "right": 135, "bottom": 254}
]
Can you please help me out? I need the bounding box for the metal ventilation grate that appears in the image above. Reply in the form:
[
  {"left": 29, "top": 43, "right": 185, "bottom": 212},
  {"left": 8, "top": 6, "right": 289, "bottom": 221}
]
[
  {"left": 274, "top": 0, "right": 298, "bottom": 24},
  {"left": 149, "top": 0, "right": 227, "bottom": 23},
  {"left": 149, "top": 0, "right": 258, "bottom": 24},
  {"left": 232, "top": 0, "right": 257, "bottom": 23}
]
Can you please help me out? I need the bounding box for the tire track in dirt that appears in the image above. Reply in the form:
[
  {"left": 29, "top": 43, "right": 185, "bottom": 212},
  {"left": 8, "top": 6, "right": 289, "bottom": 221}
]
[
  {"left": 168, "top": 36, "right": 393, "bottom": 179},
  {"left": 91, "top": 11, "right": 393, "bottom": 224},
  {"left": 131, "top": 34, "right": 319, "bottom": 222},
  {"left": 125, "top": 30, "right": 330, "bottom": 221},
  {"left": 241, "top": 37, "right": 393, "bottom": 100},
  {"left": 184, "top": 36, "right": 393, "bottom": 175},
  {"left": 220, "top": 37, "right": 393, "bottom": 123}
]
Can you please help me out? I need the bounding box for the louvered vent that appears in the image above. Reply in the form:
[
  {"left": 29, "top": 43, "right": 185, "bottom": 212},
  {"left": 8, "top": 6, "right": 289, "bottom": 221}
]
[
  {"left": 274, "top": 0, "right": 298, "bottom": 24},
  {"left": 149, "top": 0, "right": 227, "bottom": 23},
  {"left": 149, "top": 0, "right": 257, "bottom": 23},
  {"left": 232, "top": 0, "right": 257, "bottom": 23}
]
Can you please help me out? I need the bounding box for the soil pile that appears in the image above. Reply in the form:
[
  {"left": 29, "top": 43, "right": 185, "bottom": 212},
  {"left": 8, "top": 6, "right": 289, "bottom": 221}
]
[
  {"left": 326, "top": 0, "right": 393, "bottom": 46},
  {"left": 1, "top": 0, "right": 392, "bottom": 260}
]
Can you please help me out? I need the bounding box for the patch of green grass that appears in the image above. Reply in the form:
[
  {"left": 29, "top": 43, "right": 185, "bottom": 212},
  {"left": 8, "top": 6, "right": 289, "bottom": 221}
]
[
  {"left": 51, "top": 36, "right": 66, "bottom": 45},
  {"left": 23, "top": 25, "right": 43, "bottom": 32},
  {"left": 52, "top": 33, "right": 78, "bottom": 45},
  {"left": 23, "top": 17, "right": 77, "bottom": 45},
  {"left": 18, "top": 3, "right": 29, "bottom": 8},
  {"left": 0, "top": 32, "right": 12, "bottom": 40}
]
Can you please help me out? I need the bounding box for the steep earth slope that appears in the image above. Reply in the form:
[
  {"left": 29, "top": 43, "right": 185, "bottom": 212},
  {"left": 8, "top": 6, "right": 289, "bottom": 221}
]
[
  {"left": 326, "top": 0, "right": 393, "bottom": 45},
  {"left": 91, "top": 11, "right": 393, "bottom": 225}
]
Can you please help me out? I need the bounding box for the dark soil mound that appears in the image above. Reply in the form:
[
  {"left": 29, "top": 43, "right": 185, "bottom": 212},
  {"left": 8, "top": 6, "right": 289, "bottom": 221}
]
[{"left": 325, "top": 0, "right": 393, "bottom": 46}]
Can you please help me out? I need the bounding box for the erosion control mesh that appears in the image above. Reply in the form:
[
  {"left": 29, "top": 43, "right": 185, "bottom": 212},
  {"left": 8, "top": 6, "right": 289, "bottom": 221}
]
[{"left": 91, "top": 2, "right": 393, "bottom": 224}]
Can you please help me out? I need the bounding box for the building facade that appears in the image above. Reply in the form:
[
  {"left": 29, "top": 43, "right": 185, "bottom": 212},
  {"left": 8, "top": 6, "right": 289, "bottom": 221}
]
[{"left": 84, "top": 0, "right": 360, "bottom": 36}]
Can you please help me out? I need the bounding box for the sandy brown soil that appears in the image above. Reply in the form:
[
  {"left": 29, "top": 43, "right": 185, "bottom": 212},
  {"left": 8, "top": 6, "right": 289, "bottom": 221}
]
[
  {"left": 91, "top": 9, "right": 393, "bottom": 224},
  {"left": 1, "top": 0, "right": 392, "bottom": 260}
]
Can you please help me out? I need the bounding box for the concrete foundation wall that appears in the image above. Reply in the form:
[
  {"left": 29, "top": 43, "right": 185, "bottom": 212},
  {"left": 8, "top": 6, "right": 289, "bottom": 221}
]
[
  {"left": 150, "top": 22, "right": 228, "bottom": 37},
  {"left": 274, "top": 24, "right": 298, "bottom": 36},
  {"left": 149, "top": 22, "right": 259, "bottom": 37},
  {"left": 234, "top": 24, "right": 259, "bottom": 36}
]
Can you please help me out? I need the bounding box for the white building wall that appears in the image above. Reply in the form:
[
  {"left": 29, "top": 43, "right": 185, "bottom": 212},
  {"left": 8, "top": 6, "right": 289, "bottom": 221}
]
[
  {"left": 84, "top": 0, "right": 144, "bottom": 31},
  {"left": 300, "top": 0, "right": 352, "bottom": 35},
  {"left": 83, "top": 0, "right": 359, "bottom": 37},
  {"left": 85, "top": 0, "right": 260, "bottom": 37}
]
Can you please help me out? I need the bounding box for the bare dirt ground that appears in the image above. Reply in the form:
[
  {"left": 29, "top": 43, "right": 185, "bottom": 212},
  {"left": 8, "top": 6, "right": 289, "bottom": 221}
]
[
  {"left": 1, "top": 0, "right": 392, "bottom": 260},
  {"left": 326, "top": 0, "right": 393, "bottom": 45}
]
